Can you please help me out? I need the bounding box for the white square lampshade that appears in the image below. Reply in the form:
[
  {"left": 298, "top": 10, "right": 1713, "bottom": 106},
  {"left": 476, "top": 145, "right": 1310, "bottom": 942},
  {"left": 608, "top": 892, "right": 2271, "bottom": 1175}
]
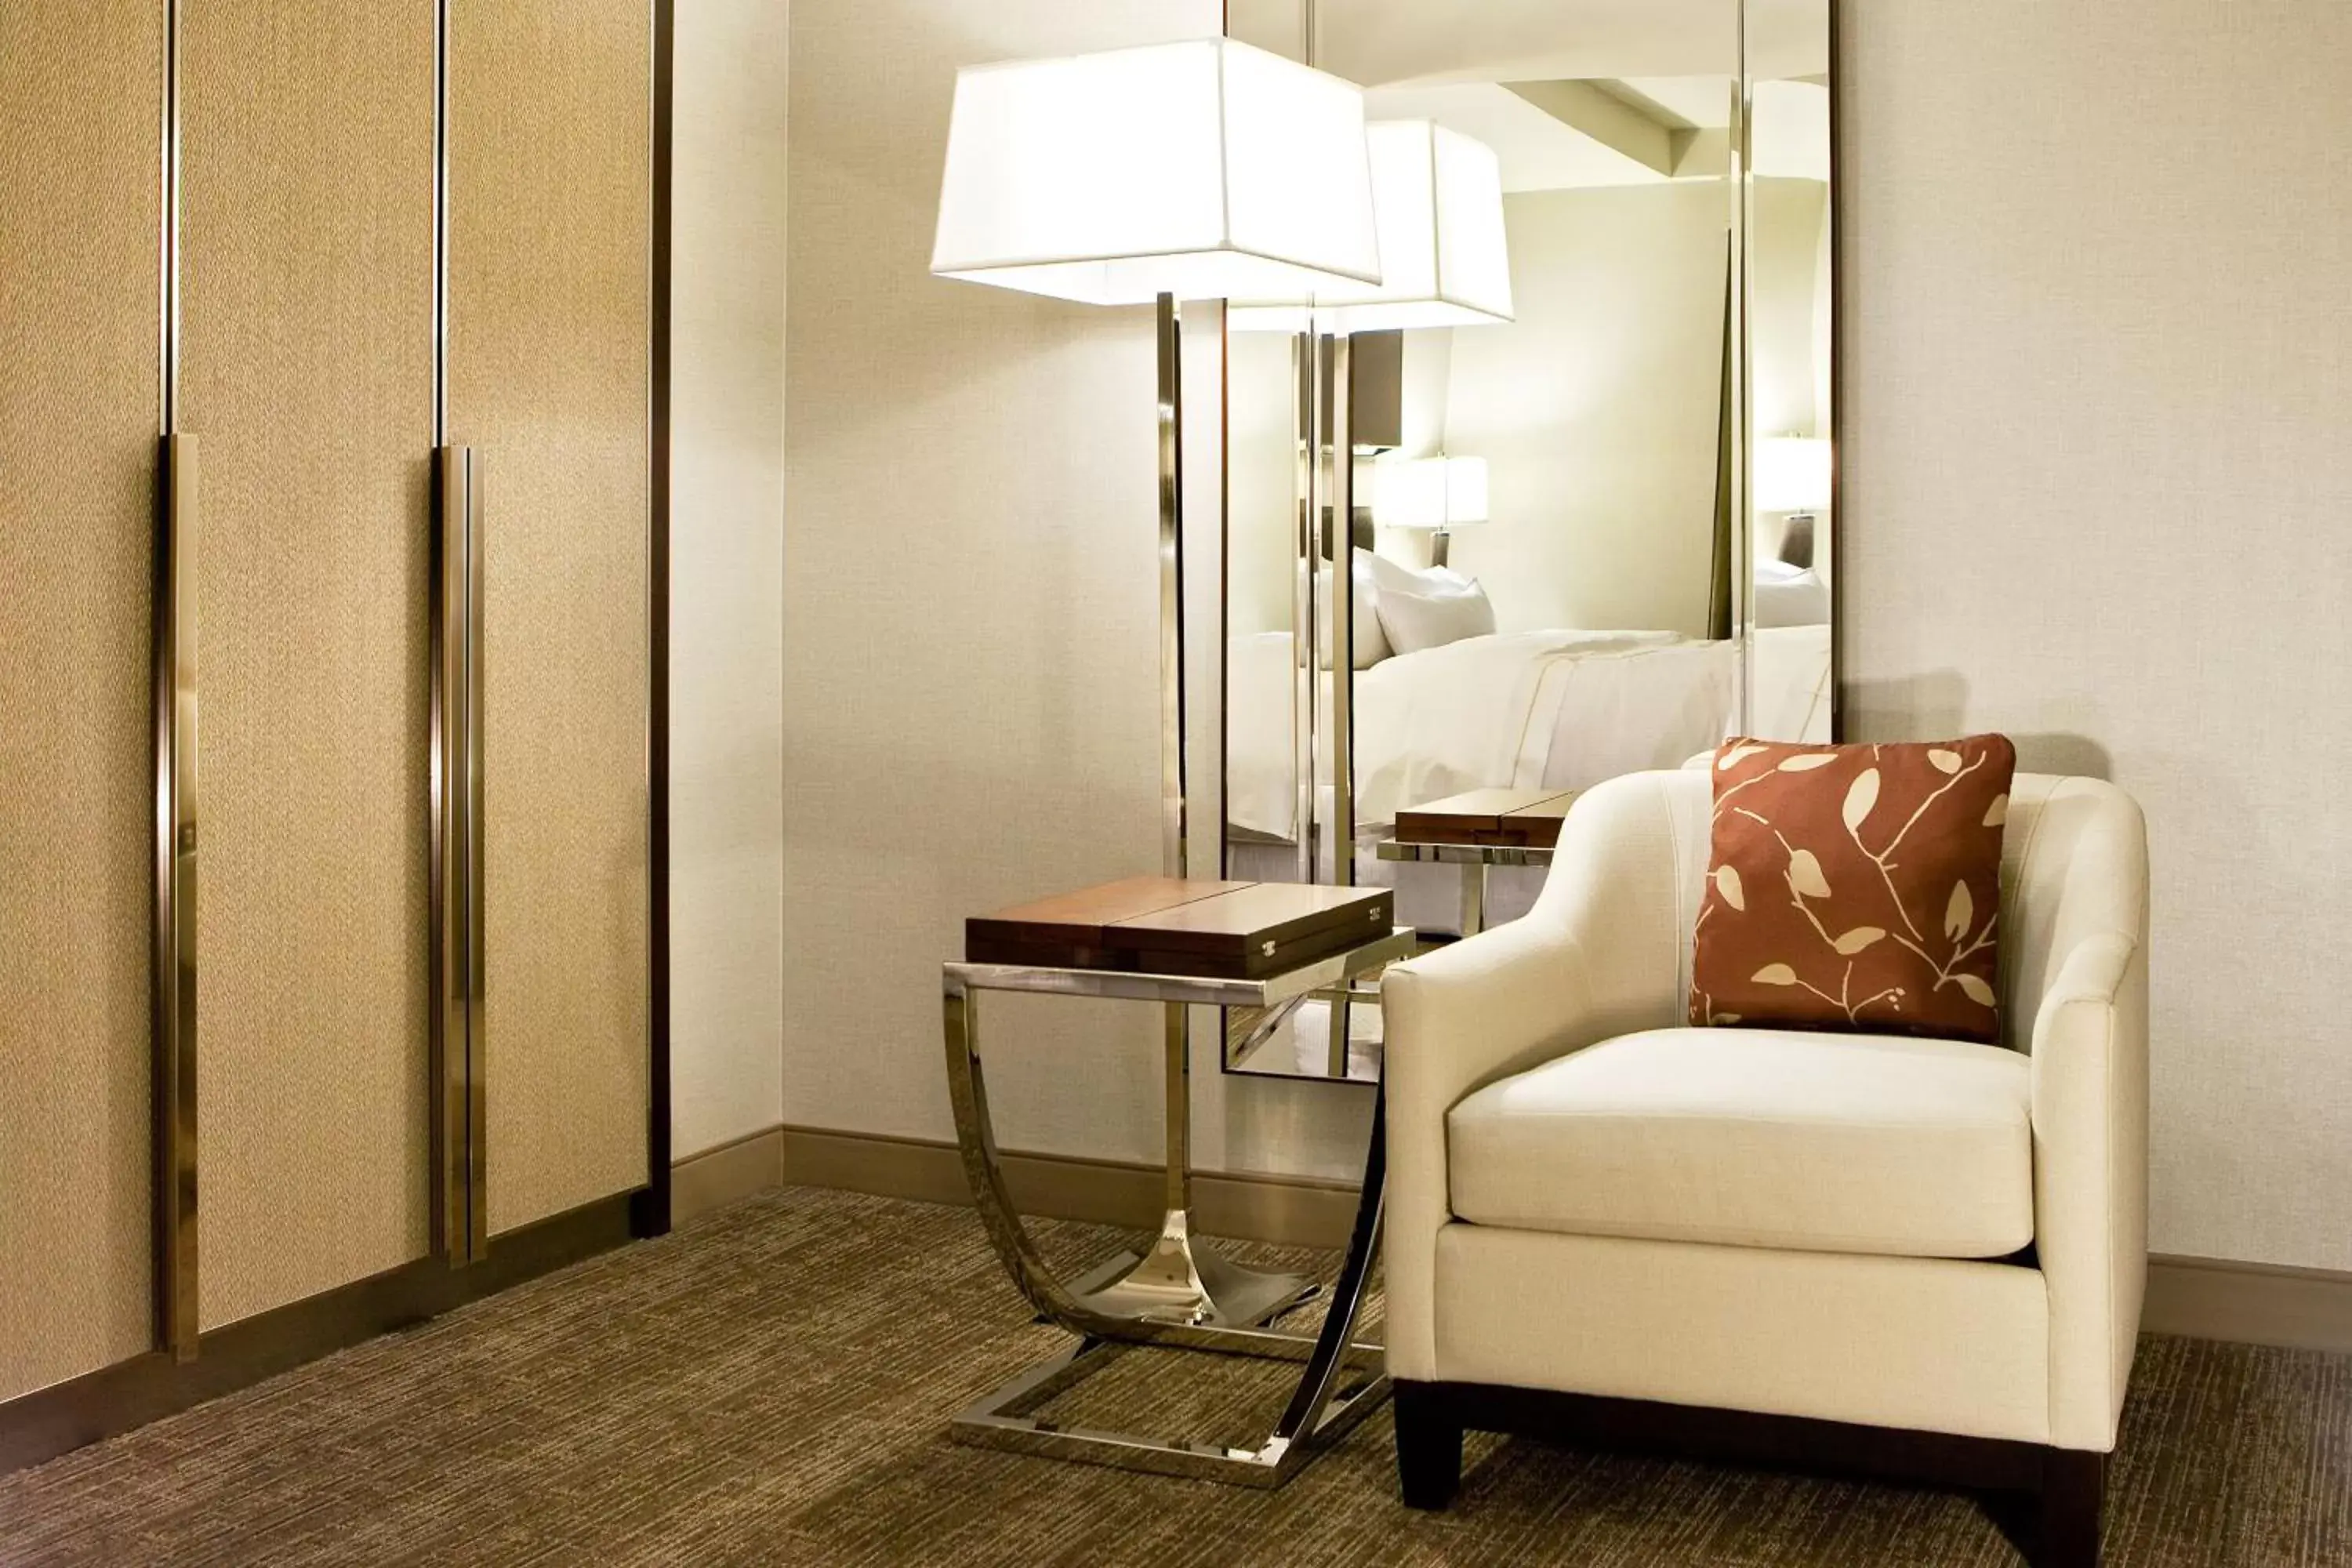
[
  {"left": 1232, "top": 119, "right": 1514, "bottom": 332},
  {"left": 929, "top": 38, "right": 1381, "bottom": 307},
  {"left": 1374, "top": 456, "right": 1489, "bottom": 529},
  {"left": 1755, "top": 437, "right": 1833, "bottom": 511}
]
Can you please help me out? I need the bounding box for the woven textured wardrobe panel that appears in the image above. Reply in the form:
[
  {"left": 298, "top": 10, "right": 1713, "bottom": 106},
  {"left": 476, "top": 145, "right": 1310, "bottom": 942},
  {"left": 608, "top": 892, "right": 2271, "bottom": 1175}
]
[
  {"left": 0, "top": 0, "right": 165, "bottom": 1401},
  {"left": 177, "top": 0, "right": 437, "bottom": 1327},
  {"left": 446, "top": 0, "right": 653, "bottom": 1233}
]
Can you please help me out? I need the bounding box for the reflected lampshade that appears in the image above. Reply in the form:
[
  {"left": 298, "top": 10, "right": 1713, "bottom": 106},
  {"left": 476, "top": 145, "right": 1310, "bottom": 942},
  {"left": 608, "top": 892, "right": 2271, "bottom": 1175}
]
[
  {"left": 1231, "top": 119, "right": 1514, "bottom": 332},
  {"left": 1373, "top": 456, "right": 1489, "bottom": 530},
  {"left": 929, "top": 37, "right": 1381, "bottom": 307},
  {"left": 1755, "top": 437, "right": 1833, "bottom": 512}
]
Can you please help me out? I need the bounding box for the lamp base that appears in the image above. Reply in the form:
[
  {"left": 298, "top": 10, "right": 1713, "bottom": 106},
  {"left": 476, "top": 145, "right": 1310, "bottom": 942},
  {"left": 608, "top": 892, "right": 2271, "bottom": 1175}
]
[{"left": 1778, "top": 512, "right": 1816, "bottom": 570}]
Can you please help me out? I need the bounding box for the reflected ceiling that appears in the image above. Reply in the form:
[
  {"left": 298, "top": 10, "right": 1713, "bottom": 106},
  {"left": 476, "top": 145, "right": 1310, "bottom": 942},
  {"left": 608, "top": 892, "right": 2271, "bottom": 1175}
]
[
  {"left": 1300, "top": 0, "right": 1824, "bottom": 87},
  {"left": 1230, "top": 0, "right": 1831, "bottom": 197}
]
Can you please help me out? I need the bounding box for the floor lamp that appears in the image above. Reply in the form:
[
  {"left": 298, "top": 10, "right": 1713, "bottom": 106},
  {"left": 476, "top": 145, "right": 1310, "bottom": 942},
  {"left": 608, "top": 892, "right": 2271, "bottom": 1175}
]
[{"left": 929, "top": 36, "right": 1381, "bottom": 1324}]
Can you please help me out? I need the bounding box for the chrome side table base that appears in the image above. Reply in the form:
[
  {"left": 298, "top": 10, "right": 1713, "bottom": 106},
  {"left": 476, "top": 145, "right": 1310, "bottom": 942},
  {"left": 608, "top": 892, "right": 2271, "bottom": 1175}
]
[
  {"left": 1376, "top": 839, "right": 1556, "bottom": 938},
  {"left": 1076, "top": 1219, "right": 1316, "bottom": 1329},
  {"left": 942, "top": 929, "right": 1410, "bottom": 1486}
]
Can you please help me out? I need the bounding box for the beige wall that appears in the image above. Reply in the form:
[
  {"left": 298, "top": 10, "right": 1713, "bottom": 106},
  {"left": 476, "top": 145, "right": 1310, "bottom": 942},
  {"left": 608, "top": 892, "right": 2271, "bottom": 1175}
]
[
  {"left": 787, "top": 0, "right": 1192, "bottom": 1163},
  {"left": 1227, "top": 328, "right": 1296, "bottom": 637},
  {"left": 1752, "top": 176, "right": 1828, "bottom": 441},
  {"left": 1752, "top": 175, "right": 1831, "bottom": 573},
  {"left": 1443, "top": 183, "right": 1730, "bottom": 635},
  {"left": 1842, "top": 2, "right": 2352, "bottom": 1269},
  {"left": 673, "top": 0, "right": 789, "bottom": 1157}
]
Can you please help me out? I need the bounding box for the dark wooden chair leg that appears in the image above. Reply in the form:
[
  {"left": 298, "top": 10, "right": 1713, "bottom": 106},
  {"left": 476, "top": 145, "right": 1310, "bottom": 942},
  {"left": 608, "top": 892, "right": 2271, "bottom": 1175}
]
[
  {"left": 1394, "top": 1382, "right": 1463, "bottom": 1511},
  {"left": 2039, "top": 1448, "right": 2105, "bottom": 1568}
]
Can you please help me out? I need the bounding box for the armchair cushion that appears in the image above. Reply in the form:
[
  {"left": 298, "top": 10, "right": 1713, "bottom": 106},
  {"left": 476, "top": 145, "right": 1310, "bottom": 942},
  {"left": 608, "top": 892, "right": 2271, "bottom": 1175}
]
[
  {"left": 1691, "top": 735, "right": 2016, "bottom": 1041},
  {"left": 1446, "top": 1025, "right": 2034, "bottom": 1258}
]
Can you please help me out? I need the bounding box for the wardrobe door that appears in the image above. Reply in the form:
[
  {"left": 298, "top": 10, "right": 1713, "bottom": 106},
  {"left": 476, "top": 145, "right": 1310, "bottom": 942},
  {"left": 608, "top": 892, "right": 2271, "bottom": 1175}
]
[
  {"left": 447, "top": 0, "right": 653, "bottom": 1232},
  {"left": 178, "top": 1, "right": 437, "bottom": 1327},
  {"left": 0, "top": 0, "right": 165, "bottom": 1400}
]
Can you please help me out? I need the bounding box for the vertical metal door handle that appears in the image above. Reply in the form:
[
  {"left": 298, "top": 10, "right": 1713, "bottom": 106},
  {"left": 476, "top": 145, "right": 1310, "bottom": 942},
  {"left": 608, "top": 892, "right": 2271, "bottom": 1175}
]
[
  {"left": 432, "top": 445, "right": 488, "bottom": 1265},
  {"left": 463, "top": 447, "right": 486, "bottom": 1258},
  {"left": 430, "top": 445, "right": 467, "bottom": 1262},
  {"left": 154, "top": 433, "right": 200, "bottom": 1361}
]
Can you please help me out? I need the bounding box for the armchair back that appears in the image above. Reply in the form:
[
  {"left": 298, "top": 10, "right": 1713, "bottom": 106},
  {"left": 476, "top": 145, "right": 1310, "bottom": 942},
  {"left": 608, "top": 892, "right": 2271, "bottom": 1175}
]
[{"left": 1537, "top": 768, "right": 2150, "bottom": 1051}]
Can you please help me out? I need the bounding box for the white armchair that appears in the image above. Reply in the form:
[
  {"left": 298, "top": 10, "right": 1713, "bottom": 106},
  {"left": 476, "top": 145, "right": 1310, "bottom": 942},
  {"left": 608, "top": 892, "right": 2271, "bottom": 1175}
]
[{"left": 1381, "top": 766, "right": 2147, "bottom": 1568}]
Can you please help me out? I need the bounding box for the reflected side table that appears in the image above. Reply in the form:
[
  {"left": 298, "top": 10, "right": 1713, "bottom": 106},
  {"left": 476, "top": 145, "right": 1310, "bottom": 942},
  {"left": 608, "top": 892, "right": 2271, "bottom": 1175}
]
[
  {"left": 1377, "top": 786, "right": 1577, "bottom": 936},
  {"left": 945, "top": 875, "right": 1410, "bottom": 1486}
]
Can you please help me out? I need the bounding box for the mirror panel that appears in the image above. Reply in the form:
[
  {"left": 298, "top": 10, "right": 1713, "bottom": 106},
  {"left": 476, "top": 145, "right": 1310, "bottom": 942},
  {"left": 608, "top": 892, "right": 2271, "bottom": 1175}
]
[
  {"left": 1746, "top": 0, "right": 1836, "bottom": 742},
  {"left": 1218, "top": 0, "right": 1834, "bottom": 1079}
]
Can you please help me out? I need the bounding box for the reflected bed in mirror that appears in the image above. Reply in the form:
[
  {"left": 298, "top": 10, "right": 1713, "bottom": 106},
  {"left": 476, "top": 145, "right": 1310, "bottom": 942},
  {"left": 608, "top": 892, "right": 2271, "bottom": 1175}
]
[{"left": 1219, "top": 0, "right": 1835, "bottom": 1080}]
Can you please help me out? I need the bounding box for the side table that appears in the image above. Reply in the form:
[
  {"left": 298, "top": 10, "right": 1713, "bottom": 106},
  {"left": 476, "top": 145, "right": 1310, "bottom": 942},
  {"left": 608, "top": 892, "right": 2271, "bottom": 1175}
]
[
  {"left": 945, "top": 875, "right": 1411, "bottom": 1486},
  {"left": 1378, "top": 786, "right": 1577, "bottom": 936}
]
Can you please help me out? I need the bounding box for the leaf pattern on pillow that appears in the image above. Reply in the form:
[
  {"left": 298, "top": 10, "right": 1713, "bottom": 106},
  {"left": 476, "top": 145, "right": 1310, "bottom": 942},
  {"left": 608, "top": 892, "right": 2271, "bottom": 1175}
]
[{"left": 1690, "top": 734, "right": 2017, "bottom": 1044}]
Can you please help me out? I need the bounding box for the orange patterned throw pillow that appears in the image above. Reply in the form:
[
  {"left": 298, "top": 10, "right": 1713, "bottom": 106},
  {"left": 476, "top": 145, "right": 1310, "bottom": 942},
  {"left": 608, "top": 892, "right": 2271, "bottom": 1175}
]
[{"left": 1690, "top": 735, "right": 2017, "bottom": 1043}]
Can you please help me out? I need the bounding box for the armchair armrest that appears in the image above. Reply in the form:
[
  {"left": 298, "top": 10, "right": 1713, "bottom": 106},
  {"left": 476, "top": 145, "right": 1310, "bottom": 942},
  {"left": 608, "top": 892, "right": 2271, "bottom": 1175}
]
[
  {"left": 1378, "top": 767, "right": 1701, "bottom": 1380},
  {"left": 1380, "top": 916, "right": 1601, "bottom": 1380},
  {"left": 2030, "top": 928, "right": 2147, "bottom": 1450}
]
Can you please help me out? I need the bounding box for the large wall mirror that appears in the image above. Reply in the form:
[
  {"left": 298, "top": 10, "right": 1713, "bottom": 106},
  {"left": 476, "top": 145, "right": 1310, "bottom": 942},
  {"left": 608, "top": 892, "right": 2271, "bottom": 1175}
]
[{"left": 1218, "top": 0, "right": 1835, "bottom": 1080}]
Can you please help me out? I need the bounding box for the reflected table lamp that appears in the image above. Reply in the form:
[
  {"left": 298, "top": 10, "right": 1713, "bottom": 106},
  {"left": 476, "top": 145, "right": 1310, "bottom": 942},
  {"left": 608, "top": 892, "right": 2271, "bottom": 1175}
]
[
  {"left": 929, "top": 35, "right": 1379, "bottom": 1327},
  {"left": 1756, "top": 435, "right": 1832, "bottom": 568},
  {"left": 1373, "top": 454, "right": 1488, "bottom": 567}
]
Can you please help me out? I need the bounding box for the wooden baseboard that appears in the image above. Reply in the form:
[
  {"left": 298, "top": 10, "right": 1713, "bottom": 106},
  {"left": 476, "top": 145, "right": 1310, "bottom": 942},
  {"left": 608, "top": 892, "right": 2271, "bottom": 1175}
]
[
  {"left": 775, "top": 1123, "right": 1360, "bottom": 1249},
  {"left": 764, "top": 1126, "right": 2352, "bottom": 1352},
  {"left": 671, "top": 1127, "right": 787, "bottom": 1221},
  {"left": 0, "top": 1192, "right": 640, "bottom": 1476},
  {"left": 2146, "top": 1254, "right": 2352, "bottom": 1354}
]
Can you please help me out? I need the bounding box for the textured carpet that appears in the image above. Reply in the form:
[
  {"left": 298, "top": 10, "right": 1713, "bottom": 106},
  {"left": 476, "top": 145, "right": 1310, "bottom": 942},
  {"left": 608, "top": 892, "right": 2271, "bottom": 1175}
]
[{"left": 1, "top": 1186, "right": 2347, "bottom": 1566}]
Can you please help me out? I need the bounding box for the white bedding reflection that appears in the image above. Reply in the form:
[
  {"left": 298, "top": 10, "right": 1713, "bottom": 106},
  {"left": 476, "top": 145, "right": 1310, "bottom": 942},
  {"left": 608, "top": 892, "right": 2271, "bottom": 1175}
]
[{"left": 1227, "top": 626, "right": 1739, "bottom": 838}]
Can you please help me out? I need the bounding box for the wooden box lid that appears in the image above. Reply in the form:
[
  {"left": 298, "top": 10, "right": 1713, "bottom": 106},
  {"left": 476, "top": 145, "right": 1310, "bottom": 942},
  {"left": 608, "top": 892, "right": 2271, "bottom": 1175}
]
[
  {"left": 966, "top": 876, "right": 1247, "bottom": 951},
  {"left": 1394, "top": 787, "right": 1577, "bottom": 848},
  {"left": 967, "top": 877, "right": 1392, "bottom": 980}
]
